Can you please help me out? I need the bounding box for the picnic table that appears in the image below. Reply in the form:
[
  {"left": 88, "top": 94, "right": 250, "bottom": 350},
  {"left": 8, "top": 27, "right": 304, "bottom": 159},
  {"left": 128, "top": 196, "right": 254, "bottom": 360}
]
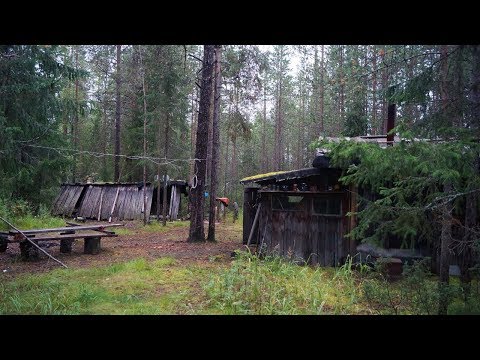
[{"left": 0, "top": 222, "right": 124, "bottom": 260}]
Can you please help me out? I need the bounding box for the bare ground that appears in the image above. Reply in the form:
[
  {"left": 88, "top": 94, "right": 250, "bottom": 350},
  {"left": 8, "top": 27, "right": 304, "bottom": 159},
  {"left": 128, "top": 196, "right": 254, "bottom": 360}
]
[{"left": 0, "top": 221, "right": 244, "bottom": 278}]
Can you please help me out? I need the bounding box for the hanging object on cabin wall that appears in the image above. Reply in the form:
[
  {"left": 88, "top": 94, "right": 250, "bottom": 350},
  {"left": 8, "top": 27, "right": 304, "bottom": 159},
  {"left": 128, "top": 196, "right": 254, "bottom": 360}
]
[{"left": 191, "top": 174, "right": 198, "bottom": 189}]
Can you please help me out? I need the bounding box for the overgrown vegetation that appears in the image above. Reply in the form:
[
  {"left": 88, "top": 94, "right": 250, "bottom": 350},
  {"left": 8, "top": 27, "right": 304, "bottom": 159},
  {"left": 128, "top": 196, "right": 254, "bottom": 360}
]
[
  {"left": 206, "top": 252, "right": 367, "bottom": 314},
  {"left": 0, "top": 257, "right": 215, "bottom": 314},
  {"left": 0, "top": 199, "right": 65, "bottom": 231},
  {"left": 2, "top": 251, "right": 479, "bottom": 314}
]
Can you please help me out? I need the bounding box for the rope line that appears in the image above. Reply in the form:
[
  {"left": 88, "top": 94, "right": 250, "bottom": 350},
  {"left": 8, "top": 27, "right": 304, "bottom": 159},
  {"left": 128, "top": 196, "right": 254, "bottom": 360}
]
[{"left": 19, "top": 144, "right": 206, "bottom": 167}]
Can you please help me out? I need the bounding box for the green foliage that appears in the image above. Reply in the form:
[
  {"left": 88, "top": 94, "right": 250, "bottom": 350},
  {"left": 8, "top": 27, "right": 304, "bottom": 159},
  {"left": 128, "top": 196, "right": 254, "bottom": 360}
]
[
  {"left": 0, "top": 45, "right": 80, "bottom": 206},
  {"left": 313, "top": 136, "right": 480, "bottom": 248},
  {"left": 0, "top": 257, "right": 207, "bottom": 315},
  {"left": 0, "top": 197, "right": 66, "bottom": 231},
  {"left": 205, "top": 251, "right": 365, "bottom": 314},
  {"left": 361, "top": 258, "right": 480, "bottom": 314}
]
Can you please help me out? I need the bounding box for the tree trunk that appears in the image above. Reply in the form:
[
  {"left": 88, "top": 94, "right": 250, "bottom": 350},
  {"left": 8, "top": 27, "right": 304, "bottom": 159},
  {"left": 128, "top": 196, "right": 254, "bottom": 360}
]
[
  {"left": 461, "top": 160, "right": 477, "bottom": 298},
  {"left": 372, "top": 45, "right": 377, "bottom": 135},
  {"left": 140, "top": 46, "right": 148, "bottom": 225},
  {"left": 208, "top": 45, "right": 222, "bottom": 242},
  {"left": 438, "top": 183, "right": 452, "bottom": 315},
  {"left": 190, "top": 86, "right": 198, "bottom": 179},
  {"left": 262, "top": 76, "right": 267, "bottom": 172},
  {"left": 320, "top": 45, "right": 325, "bottom": 135},
  {"left": 277, "top": 46, "right": 284, "bottom": 170},
  {"left": 188, "top": 45, "right": 215, "bottom": 242},
  {"left": 72, "top": 45, "right": 79, "bottom": 183},
  {"left": 206, "top": 58, "right": 215, "bottom": 189},
  {"left": 339, "top": 46, "right": 345, "bottom": 135},
  {"left": 114, "top": 45, "right": 122, "bottom": 182},
  {"left": 470, "top": 45, "right": 480, "bottom": 130},
  {"left": 380, "top": 46, "right": 388, "bottom": 134},
  {"left": 438, "top": 45, "right": 451, "bottom": 315},
  {"left": 163, "top": 112, "right": 170, "bottom": 226}
]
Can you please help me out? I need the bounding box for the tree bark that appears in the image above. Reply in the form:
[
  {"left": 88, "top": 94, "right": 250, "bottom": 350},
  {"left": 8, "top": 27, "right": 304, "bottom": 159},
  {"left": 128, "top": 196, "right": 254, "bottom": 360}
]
[
  {"left": 370, "top": 46, "right": 377, "bottom": 134},
  {"left": 208, "top": 45, "right": 222, "bottom": 242},
  {"left": 339, "top": 45, "right": 344, "bottom": 135},
  {"left": 206, "top": 57, "right": 215, "bottom": 189},
  {"left": 188, "top": 45, "right": 215, "bottom": 242},
  {"left": 262, "top": 74, "right": 267, "bottom": 172},
  {"left": 72, "top": 45, "right": 79, "bottom": 182},
  {"left": 438, "top": 182, "right": 452, "bottom": 315},
  {"left": 163, "top": 112, "right": 170, "bottom": 226},
  {"left": 438, "top": 45, "right": 452, "bottom": 315},
  {"left": 139, "top": 46, "right": 148, "bottom": 225},
  {"left": 320, "top": 45, "right": 325, "bottom": 135},
  {"left": 114, "top": 45, "right": 122, "bottom": 182},
  {"left": 380, "top": 46, "right": 388, "bottom": 134}
]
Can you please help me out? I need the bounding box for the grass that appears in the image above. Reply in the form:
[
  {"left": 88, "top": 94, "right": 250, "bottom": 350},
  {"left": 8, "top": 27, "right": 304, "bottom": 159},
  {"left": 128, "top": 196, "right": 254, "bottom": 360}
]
[
  {"left": 2, "top": 252, "right": 363, "bottom": 315},
  {"left": 204, "top": 251, "right": 368, "bottom": 314},
  {"left": 0, "top": 257, "right": 220, "bottom": 314},
  {"left": 1, "top": 252, "right": 479, "bottom": 314},
  {"left": 113, "top": 220, "right": 190, "bottom": 236},
  {"left": 142, "top": 220, "right": 189, "bottom": 233},
  {"left": 0, "top": 214, "right": 66, "bottom": 231},
  {"left": 1, "top": 209, "right": 478, "bottom": 315}
]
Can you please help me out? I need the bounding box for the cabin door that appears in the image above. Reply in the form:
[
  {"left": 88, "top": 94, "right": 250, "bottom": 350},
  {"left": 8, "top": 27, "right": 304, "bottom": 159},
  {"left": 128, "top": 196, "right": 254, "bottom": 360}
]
[{"left": 310, "top": 194, "right": 344, "bottom": 266}]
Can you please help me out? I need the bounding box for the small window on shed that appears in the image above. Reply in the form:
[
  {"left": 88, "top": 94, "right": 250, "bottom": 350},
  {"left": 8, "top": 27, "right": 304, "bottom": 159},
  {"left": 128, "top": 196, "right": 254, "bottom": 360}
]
[
  {"left": 313, "top": 197, "right": 342, "bottom": 216},
  {"left": 272, "top": 194, "right": 305, "bottom": 211}
]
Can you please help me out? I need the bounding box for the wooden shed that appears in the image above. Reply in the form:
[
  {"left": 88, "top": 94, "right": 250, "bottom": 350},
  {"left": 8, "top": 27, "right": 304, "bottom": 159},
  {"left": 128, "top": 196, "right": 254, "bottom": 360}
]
[
  {"left": 52, "top": 181, "right": 188, "bottom": 221},
  {"left": 240, "top": 156, "right": 357, "bottom": 267}
]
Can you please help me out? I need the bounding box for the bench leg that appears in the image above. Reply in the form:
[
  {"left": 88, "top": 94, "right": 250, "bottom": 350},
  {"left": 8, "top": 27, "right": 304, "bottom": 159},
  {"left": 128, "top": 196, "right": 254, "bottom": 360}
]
[
  {"left": 20, "top": 240, "right": 39, "bottom": 260},
  {"left": 60, "top": 239, "right": 74, "bottom": 253},
  {"left": 84, "top": 237, "right": 101, "bottom": 255},
  {"left": 0, "top": 235, "right": 8, "bottom": 253}
]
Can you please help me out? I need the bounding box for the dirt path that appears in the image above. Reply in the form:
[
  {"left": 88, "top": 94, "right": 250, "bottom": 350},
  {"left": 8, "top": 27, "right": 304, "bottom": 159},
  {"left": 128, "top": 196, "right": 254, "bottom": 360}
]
[{"left": 0, "top": 221, "right": 244, "bottom": 278}]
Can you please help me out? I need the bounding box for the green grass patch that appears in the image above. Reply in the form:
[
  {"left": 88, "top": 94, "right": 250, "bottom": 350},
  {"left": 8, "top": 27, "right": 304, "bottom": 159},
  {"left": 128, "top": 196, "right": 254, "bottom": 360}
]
[
  {"left": 0, "top": 257, "right": 216, "bottom": 315},
  {"left": 204, "top": 251, "right": 368, "bottom": 314},
  {"left": 114, "top": 227, "right": 134, "bottom": 235},
  {"left": 142, "top": 220, "right": 189, "bottom": 233},
  {"left": 0, "top": 214, "right": 66, "bottom": 231},
  {"left": 3, "top": 248, "right": 479, "bottom": 315}
]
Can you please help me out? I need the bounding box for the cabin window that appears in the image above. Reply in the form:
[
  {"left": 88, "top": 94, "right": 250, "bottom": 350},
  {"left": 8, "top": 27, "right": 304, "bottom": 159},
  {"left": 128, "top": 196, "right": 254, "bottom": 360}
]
[
  {"left": 312, "top": 197, "right": 342, "bottom": 216},
  {"left": 272, "top": 194, "right": 305, "bottom": 211}
]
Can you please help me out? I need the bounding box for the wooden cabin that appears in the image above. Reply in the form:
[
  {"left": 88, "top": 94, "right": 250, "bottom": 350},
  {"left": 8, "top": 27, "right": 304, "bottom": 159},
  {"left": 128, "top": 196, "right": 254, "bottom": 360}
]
[
  {"left": 52, "top": 181, "right": 188, "bottom": 221},
  {"left": 240, "top": 155, "right": 357, "bottom": 266}
]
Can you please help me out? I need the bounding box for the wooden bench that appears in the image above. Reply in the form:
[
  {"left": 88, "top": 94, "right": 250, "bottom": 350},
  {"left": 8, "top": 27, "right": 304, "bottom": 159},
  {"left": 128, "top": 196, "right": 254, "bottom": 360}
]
[{"left": 0, "top": 223, "right": 123, "bottom": 260}]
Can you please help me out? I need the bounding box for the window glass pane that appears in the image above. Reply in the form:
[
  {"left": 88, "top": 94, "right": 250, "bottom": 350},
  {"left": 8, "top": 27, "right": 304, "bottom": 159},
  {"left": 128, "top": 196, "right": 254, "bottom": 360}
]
[
  {"left": 313, "top": 197, "right": 341, "bottom": 215},
  {"left": 272, "top": 194, "right": 305, "bottom": 211}
]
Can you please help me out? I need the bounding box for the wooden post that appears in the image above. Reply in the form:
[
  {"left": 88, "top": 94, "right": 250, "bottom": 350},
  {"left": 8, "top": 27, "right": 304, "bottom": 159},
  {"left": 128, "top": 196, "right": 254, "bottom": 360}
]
[
  {"left": 84, "top": 237, "right": 101, "bottom": 254},
  {"left": 20, "top": 237, "right": 39, "bottom": 260},
  {"left": 169, "top": 185, "right": 175, "bottom": 221},
  {"left": 60, "top": 239, "right": 74, "bottom": 253},
  {"left": 60, "top": 229, "right": 75, "bottom": 254},
  {"left": 162, "top": 175, "right": 168, "bottom": 226},
  {"left": 97, "top": 189, "right": 104, "bottom": 221},
  {"left": 243, "top": 187, "right": 258, "bottom": 244},
  {"left": 247, "top": 203, "right": 262, "bottom": 246},
  {"left": 156, "top": 174, "right": 161, "bottom": 221},
  {"left": 109, "top": 187, "right": 120, "bottom": 223},
  {"left": 0, "top": 234, "right": 8, "bottom": 252}
]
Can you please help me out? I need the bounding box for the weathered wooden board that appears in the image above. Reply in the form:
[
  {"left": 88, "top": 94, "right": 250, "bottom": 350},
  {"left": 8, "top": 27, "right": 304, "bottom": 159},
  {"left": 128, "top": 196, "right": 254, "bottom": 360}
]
[
  {"left": 54, "top": 182, "right": 174, "bottom": 221},
  {"left": 256, "top": 192, "right": 346, "bottom": 267},
  {"left": 52, "top": 185, "right": 85, "bottom": 216}
]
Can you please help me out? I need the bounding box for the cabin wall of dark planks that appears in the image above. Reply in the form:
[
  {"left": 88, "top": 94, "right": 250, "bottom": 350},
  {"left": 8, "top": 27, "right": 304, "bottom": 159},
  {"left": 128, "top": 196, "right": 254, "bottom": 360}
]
[{"left": 251, "top": 191, "right": 353, "bottom": 266}]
